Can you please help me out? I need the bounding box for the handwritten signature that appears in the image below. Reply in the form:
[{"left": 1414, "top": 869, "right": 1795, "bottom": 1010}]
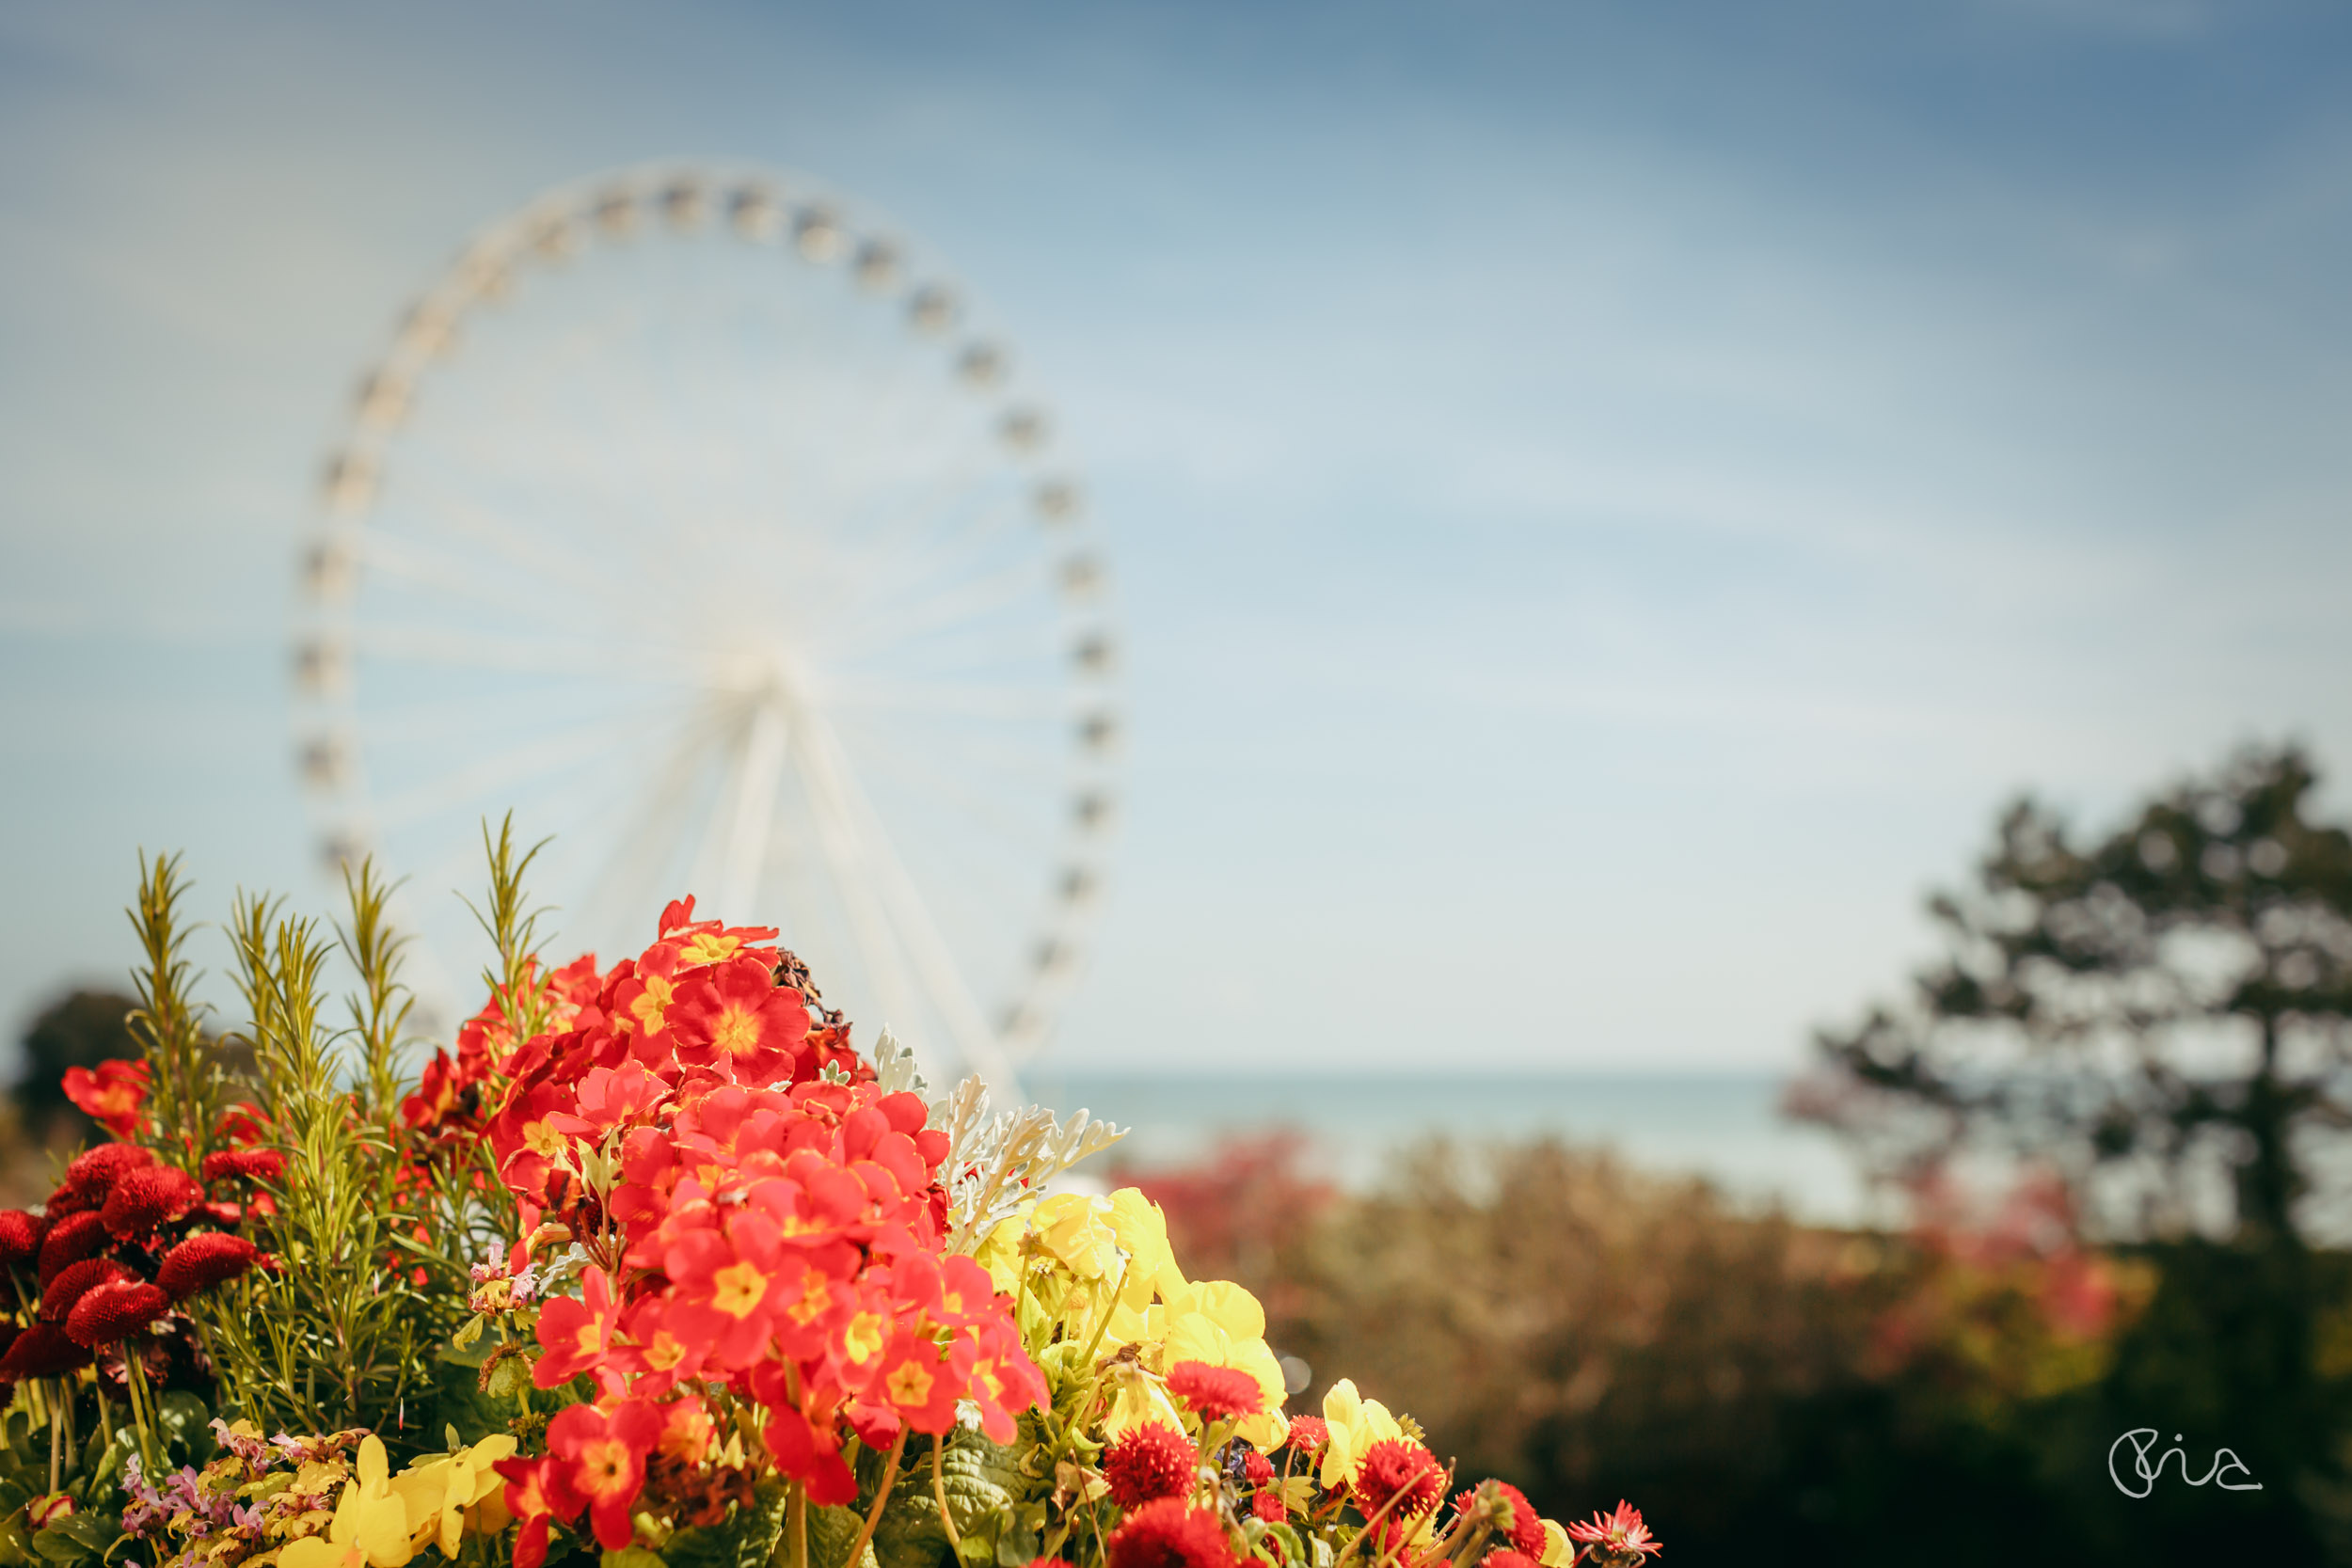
[{"left": 2108, "top": 1430, "right": 2263, "bottom": 1497}]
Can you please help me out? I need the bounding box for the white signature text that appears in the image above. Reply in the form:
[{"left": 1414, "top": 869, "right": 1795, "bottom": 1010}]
[{"left": 2107, "top": 1430, "right": 2263, "bottom": 1497}]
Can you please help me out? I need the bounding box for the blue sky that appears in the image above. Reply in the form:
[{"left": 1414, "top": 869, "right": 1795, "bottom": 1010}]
[{"left": 5, "top": 1, "right": 2352, "bottom": 1077}]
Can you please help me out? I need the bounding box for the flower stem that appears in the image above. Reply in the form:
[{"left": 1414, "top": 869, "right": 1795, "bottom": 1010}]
[
  {"left": 122, "top": 1349, "right": 162, "bottom": 1478},
  {"left": 932, "top": 1434, "right": 961, "bottom": 1555},
  {"left": 842, "top": 1427, "right": 909, "bottom": 1568}
]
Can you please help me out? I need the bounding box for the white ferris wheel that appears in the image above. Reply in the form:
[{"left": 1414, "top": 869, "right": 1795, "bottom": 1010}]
[{"left": 289, "top": 161, "right": 1119, "bottom": 1094}]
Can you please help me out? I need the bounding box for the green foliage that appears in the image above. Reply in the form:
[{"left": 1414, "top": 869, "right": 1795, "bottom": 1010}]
[
  {"left": 805, "top": 1501, "right": 876, "bottom": 1568},
  {"left": 126, "top": 852, "right": 232, "bottom": 1173},
  {"left": 658, "top": 1479, "right": 789, "bottom": 1568},
  {"left": 195, "top": 881, "right": 425, "bottom": 1438}
]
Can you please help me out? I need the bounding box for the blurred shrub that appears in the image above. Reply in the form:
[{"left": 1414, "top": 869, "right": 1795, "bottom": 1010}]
[
  {"left": 1125, "top": 1132, "right": 2344, "bottom": 1564},
  {"left": 12, "top": 987, "right": 142, "bottom": 1144}
]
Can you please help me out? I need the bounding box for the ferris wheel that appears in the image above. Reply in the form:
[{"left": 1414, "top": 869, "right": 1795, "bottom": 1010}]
[{"left": 289, "top": 161, "right": 1119, "bottom": 1094}]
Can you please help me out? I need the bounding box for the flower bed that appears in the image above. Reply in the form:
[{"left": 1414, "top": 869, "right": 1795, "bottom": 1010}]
[{"left": 0, "top": 835, "right": 1659, "bottom": 1568}]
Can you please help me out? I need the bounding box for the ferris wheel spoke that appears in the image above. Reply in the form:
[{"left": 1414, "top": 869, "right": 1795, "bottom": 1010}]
[
  {"left": 387, "top": 473, "right": 707, "bottom": 635},
  {"left": 369, "top": 718, "right": 673, "bottom": 834},
  {"left": 822, "top": 557, "right": 1050, "bottom": 665},
  {"left": 823, "top": 676, "right": 1070, "bottom": 721},
  {"left": 349, "top": 522, "right": 677, "bottom": 646},
  {"left": 836, "top": 480, "right": 1025, "bottom": 603},
  {"left": 834, "top": 725, "right": 1064, "bottom": 860},
  {"left": 352, "top": 622, "right": 708, "bottom": 684}
]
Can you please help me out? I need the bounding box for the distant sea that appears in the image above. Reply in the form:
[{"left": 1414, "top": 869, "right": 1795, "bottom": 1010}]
[{"left": 1018, "top": 1070, "right": 1874, "bottom": 1227}]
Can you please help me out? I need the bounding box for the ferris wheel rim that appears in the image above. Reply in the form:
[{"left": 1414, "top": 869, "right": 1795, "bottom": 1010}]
[{"left": 288, "top": 158, "right": 1121, "bottom": 1082}]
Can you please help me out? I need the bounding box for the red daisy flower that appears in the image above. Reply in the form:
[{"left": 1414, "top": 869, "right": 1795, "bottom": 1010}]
[
  {"left": 40, "top": 1258, "right": 129, "bottom": 1325},
  {"left": 155, "top": 1233, "right": 259, "bottom": 1301},
  {"left": 199, "top": 1148, "right": 286, "bottom": 1184},
  {"left": 52, "top": 1143, "right": 153, "bottom": 1212},
  {"left": 1283, "top": 1416, "right": 1329, "bottom": 1455},
  {"left": 37, "top": 1212, "right": 111, "bottom": 1286},
  {"left": 100, "top": 1165, "right": 203, "bottom": 1240},
  {"left": 65, "top": 1279, "right": 167, "bottom": 1348},
  {"left": 0, "top": 1323, "right": 90, "bottom": 1378},
  {"left": 1165, "top": 1360, "right": 1265, "bottom": 1423},
  {"left": 1250, "top": 1491, "right": 1287, "bottom": 1525},
  {"left": 1483, "top": 1553, "right": 1541, "bottom": 1568},
  {"left": 0, "top": 1210, "right": 44, "bottom": 1269},
  {"left": 1353, "top": 1437, "right": 1444, "bottom": 1521},
  {"left": 1565, "top": 1501, "right": 1661, "bottom": 1560},
  {"left": 1104, "top": 1423, "right": 1198, "bottom": 1510},
  {"left": 1243, "top": 1451, "right": 1275, "bottom": 1486},
  {"left": 1106, "top": 1498, "right": 1237, "bottom": 1568}
]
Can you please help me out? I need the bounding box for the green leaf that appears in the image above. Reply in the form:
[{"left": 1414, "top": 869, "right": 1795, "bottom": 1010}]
[
  {"left": 659, "top": 1479, "right": 787, "bottom": 1568},
  {"left": 26, "top": 1530, "right": 83, "bottom": 1566},
  {"left": 30, "top": 1512, "right": 115, "bottom": 1565},
  {"left": 807, "top": 1503, "right": 876, "bottom": 1568},
  {"left": 483, "top": 1355, "right": 534, "bottom": 1402},
  {"left": 603, "top": 1549, "right": 666, "bottom": 1568},
  {"left": 427, "top": 1354, "right": 514, "bottom": 1449},
  {"left": 154, "top": 1392, "right": 216, "bottom": 1465}
]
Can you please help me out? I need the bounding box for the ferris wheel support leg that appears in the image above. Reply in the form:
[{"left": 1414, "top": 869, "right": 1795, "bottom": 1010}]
[
  {"left": 714, "top": 699, "right": 789, "bottom": 920},
  {"left": 797, "top": 707, "right": 1026, "bottom": 1101}
]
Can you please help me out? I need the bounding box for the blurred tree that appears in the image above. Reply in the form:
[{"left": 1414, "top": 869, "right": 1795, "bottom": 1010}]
[
  {"left": 13, "top": 988, "right": 142, "bottom": 1143},
  {"left": 1798, "top": 741, "right": 2352, "bottom": 1560},
  {"left": 1798, "top": 742, "right": 2352, "bottom": 1247}
]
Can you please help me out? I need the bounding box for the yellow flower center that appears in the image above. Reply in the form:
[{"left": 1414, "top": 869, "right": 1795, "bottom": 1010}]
[
  {"left": 843, "top": 1311, "right": 885, "bottom": 1364},
  {"left": 886, "top": 1359, "right": 934, "bottom": 1406},
  {"left": 711, "top": 1260, "right": 769, "bottom": 1319},
  {"left": 577, "top": 1437, "right": 633, "bottom": 1501},
  {"left": 713, "top": 1005, "right": 761, "bottom": 1058},
  {"left": 681, "top": 933, "right": 741, "bottom": 965},
  {"left": 523, "top": 1121, "right": 566, "bottom": 1159},
  {"left": 787, "top": 1269, "right": 833, "bottom": 1325},
  {"left": 628, "top": 974, "right": 675, "bottom": 1032}
]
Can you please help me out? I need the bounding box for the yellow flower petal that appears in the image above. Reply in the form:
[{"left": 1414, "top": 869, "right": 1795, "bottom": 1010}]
[
  {"left": 278, "top": 1537, "right": 357, "bottom": 1568},
  {"left": 1097, "top": 1361, "right": 1188, "bottom": 1437},
  {"left": 1540, "top": 1520, "right": 1572, "bottom": 1567},
  {"left": 1319, "top": 1379, "right": 1403, "bottom": 1490},
  {"left": 357, "top": 1437, "right": 389, "bottom": 1491}
]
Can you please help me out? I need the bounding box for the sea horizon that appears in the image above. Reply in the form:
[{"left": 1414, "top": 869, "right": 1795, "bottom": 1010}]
[{"left": 1018, "top": 1066, "right": 1875, "bottom": 1227}]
